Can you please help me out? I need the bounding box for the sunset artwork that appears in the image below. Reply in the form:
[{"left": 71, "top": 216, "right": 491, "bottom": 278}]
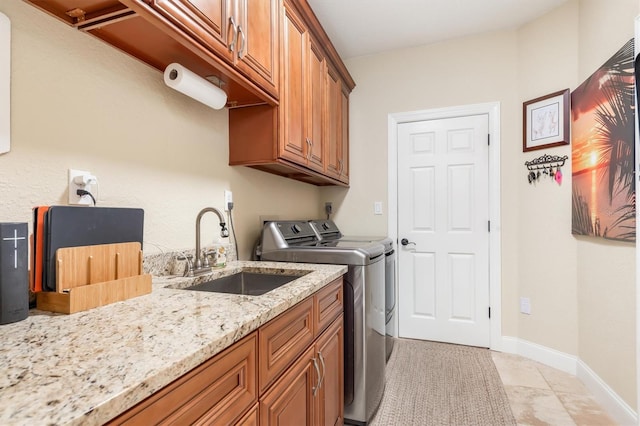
[{"left": 571, "top": 38, "right": 635, "bottom": 242}]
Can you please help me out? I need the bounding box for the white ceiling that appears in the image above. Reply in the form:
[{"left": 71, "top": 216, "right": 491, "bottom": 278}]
[{"left": 307, "top": 0, "right": 570, "bottom": 59}]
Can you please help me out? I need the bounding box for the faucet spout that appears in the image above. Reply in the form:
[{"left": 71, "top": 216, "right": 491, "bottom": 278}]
[{"left": 195, "top": 207, "right": 228, "bottom": 270}]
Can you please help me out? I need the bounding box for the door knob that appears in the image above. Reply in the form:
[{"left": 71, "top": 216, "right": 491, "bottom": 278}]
[{"left": 400, "top": 238, "right": 416, "bottom": 246}]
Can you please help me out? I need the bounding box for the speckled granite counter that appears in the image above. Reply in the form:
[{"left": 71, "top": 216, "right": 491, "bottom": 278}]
[{"left": 0, "top": 261, "right": 347, "bottom": 426}]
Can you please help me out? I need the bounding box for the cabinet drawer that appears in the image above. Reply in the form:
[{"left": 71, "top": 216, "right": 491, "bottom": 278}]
[
  {"left": 259, "top": 297, "right": 314, "bottom": 394},
  {"left": 314, "top": 278, "right": 343, "bottom": 337},
  {"left": 108, "top": 332, "right": 257, "bottom": 425}
]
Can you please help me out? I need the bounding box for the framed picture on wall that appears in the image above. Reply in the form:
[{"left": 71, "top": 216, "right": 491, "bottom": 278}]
[{"left": 522, "top": 89, "right": 570, "bottom": 152}]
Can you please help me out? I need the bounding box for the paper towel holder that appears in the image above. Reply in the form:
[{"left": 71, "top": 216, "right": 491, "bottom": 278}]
[{"left": 164, "top": 63, "right": 228, "bottom": 110}]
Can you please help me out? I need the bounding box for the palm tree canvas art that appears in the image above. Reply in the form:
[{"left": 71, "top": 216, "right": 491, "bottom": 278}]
[{"left": 571, "top": 38, "right": 635, "bottom": 242}]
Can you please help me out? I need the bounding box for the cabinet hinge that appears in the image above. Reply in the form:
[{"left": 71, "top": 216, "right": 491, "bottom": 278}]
[
  {"left": 487, "top": 134, "right": 490, "bottom": 146},
  {"left": 488, "top": 220, "right": 491, "bottom": 232},
  {"left": 488, "top": 307, "right": 491, "bottom": 318}
]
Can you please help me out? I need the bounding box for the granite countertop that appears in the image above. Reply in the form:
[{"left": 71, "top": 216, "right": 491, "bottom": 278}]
[{"left": 0, "top": 261, "right": 347, "bottom": 426}]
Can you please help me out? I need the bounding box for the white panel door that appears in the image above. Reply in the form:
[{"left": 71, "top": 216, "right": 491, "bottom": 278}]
[{"left": 397, "top": 114, "right": 490, "bottom": 347}]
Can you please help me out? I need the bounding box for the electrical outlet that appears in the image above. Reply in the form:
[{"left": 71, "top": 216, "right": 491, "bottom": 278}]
[
  {"left": 520, "top": 297, "right": 531, "bottom": 315},
  {"left": 325, "top": 202, "right": 333, "bottom": 216},
  {"left": 224, "top": 190, "right": 233, "bottom": 211},
  {"left": 68, "top": 169, "right": 97, "bottom": 205}
]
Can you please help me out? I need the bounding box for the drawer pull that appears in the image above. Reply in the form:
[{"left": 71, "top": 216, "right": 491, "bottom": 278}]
[
  {"left": 312, "top": 357, "right": 321, "bottom": 396},
  {"left": 317, "top": 351, "right": 326, "bottom": 392}
]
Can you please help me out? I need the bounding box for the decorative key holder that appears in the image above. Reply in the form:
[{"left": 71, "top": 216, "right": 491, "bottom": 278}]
[{"left": 525, "top": 153, "right": 568, "bottom": 185}]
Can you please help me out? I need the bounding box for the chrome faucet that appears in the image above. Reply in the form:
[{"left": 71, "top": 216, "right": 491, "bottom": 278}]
[{"left": 194, "top": 207, "right": 229, "bottom": 273}]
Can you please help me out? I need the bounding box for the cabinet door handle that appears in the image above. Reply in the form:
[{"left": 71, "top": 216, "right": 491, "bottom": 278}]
[
  {"left": 229, "top": 16, "right": 238, "bottom": 53},
  {"left": 237, "top": 25, "right": 246, "bottom": 59},
  {"left": 312, "top": 357, "right": 321, "bottom": 396},
  {"left": 338, "top": 159, "right": 344, "bottom": 175},
  {"left": 306, "top": 138, "right": 312, "bottom": 160},
  {"left": 317, "top": 351, "right": 326, "bottom": 391}
]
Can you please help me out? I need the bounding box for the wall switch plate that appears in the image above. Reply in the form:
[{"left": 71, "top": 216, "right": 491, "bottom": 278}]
[
  {"left": 520, "top": 297, "right": 531, "bottom": 315},
  {"left": 374, "top": 201, "right": 383, "bottom": 215},
  {"left": 68, "top": 169, "right": 97, "bottom": 205},
  {"left": 224, "top": 190, "right": 233, "bottom": 211}
]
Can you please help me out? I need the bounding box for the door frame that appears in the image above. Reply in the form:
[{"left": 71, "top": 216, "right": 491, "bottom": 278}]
[{"left": 387, "top": 102, "right": 502, "bottom": 350}]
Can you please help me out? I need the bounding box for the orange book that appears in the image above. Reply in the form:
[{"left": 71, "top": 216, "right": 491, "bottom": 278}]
[{"left": 31, "top": 206, "right": 48, "bottom": 292}]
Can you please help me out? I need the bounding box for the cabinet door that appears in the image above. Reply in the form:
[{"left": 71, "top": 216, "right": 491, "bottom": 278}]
[
  {"left": 236, "top": 403, "right": 259, "bottom": 426},
  {"left": 306, "top": 35, "right": 325, "bottom": 173},
  {"left": 150, "top": 0, "right": 234, "bottom": 62},
  {"left": 280, "top": 0, "right": 308, "bottom": 165},
  {"left": 315, "top": 316, "right": 344, "bottom": 426},
  {"left": 234, "top": 0, "right": 279, "bottom": 97},
  {"left": 260, "top": 345, "right": 316, "bottom": 426},
  {"left": 324, "top": 63, "right": 342, "bottom": 180},
  {"left": 339, "top": 85, "right": 350, "bottom": 184}
]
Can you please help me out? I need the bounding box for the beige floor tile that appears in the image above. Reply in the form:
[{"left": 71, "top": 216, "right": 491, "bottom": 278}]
[
  {"left": 504, "top": 385, "right": 577, "bottom": 426},
  {"left": 556, "top": 391, "right": 617, "bottom": 426},
  {"left": 536, "top": 363, "right": 589, "bottom": 395},
  {"left": 491, "top": 352, "right": 551, "bottom": 390}
]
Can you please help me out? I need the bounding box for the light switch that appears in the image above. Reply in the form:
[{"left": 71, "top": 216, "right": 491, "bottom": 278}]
[{"left": 374, "top": 201, "right": 383, "bottom": 215}]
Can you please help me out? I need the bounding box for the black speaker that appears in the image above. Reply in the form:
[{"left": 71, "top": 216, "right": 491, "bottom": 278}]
[{"left": 0, "top": 222, "right": 29, "bottom": 324}]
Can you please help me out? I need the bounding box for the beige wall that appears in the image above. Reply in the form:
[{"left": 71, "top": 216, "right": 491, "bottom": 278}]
[
  {"left": 321, "top": 30, "right": 523, "bottom": 337},
  {"left": 516, "top": 0, "right": 580, "bottom": 360},
  {"left": 575, "top": 0, "right": 638, "bottom": 409},
  {"left": 323, "top": 0, "right": 637, "bottom": 411},
  {"left": 0, "top": 1, "right": 322, "bottom": 260}
]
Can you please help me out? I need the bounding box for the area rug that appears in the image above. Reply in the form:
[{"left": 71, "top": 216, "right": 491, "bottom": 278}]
[{"left": 370, "top": 338, "right": 517, "bottom": 426}]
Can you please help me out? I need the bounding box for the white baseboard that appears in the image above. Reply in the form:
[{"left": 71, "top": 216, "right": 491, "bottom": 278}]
[
  {"left": 500, "top": 336, "right": 637, "bottom": 425},
  {"left": 577, "top": 359, "right": 638, "bottom": 426}
]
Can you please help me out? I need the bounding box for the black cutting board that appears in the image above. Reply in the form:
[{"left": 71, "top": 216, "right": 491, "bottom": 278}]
[{"left": 43, "top": 206, "right": 144, "bottom": 291}]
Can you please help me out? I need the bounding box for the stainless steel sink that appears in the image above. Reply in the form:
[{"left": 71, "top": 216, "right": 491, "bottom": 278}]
[{"left": 183, "top": 271, "right": 306, "bottom": 296}]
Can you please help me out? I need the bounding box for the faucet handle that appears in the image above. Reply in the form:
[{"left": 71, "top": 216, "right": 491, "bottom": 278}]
[
  {"left": 176, "top": 254, "right": 194, "bottom": 277},
  {"left": 202, "top": 249, "right": 217, "bottom": 267}
]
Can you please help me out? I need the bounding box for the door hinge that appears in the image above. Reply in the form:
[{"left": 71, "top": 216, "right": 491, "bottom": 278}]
[
  {"left": 487, "top": 134, "right": 490, "bottom": 146},
  {"left": 488, "top": 220, "right": 491, "bottom": 232},
  {"left": 488, "top": 307, "right": 491, "bottom": 318}
]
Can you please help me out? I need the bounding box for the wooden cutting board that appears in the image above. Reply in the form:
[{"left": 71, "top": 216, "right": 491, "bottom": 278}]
[{"left": 55, "top": 242, "right": 142, "bottom": 292}]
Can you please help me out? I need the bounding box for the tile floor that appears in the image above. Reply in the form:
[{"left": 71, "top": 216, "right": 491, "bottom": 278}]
[{"left": 491, "top": 351, "right": 617, "bottom": 425}]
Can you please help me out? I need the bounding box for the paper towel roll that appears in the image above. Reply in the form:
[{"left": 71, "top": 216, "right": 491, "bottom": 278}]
[{"left": 163, "top": 63, "right": 227, "bottom": 110}]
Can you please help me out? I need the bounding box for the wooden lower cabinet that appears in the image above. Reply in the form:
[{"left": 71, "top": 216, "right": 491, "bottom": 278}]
[
  {"left": 108, "top": 278, "right": 343, "bottom": 426},
  {"left": 315, "top": 317, "right": 344, "bottom": 426},
  {"left": 107, "top": 332, "right": 257, "bottom": 425},
  {"left": 260, "top": 315, "right": 344, "bottom": 426}
]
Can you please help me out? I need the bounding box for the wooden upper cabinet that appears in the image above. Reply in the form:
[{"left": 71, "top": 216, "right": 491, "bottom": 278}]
[
  {"left": 233, "top": 0, "right": 279, "bottom": 98},
  {"left": 307, "top": 35, "right": 325, "bottom": 173},
  {"left": 149, "top": 0, "right": 233, "bottom": 62},
  {"left": 280, "top": 1, "right": 308, "bottom": 166},
  {"left": 339, "top": 84, "right": 350, "bottom": 184},
  {"left": 279, "top": 0, "right": 323, "bottom": 173},
  {"left": 25, "top": 0, "right": 278, "bottom": 105},
  {"left": 324, "top": 63, "right": 342, "bottom": 181},
  {"left": 148, "top": 0, "right": 278, "bottom": 98}
]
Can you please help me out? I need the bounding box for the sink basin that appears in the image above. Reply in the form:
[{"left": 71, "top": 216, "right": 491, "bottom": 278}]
[{"left": 184, "top": 271, "right": 304, "bottom": 296}]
